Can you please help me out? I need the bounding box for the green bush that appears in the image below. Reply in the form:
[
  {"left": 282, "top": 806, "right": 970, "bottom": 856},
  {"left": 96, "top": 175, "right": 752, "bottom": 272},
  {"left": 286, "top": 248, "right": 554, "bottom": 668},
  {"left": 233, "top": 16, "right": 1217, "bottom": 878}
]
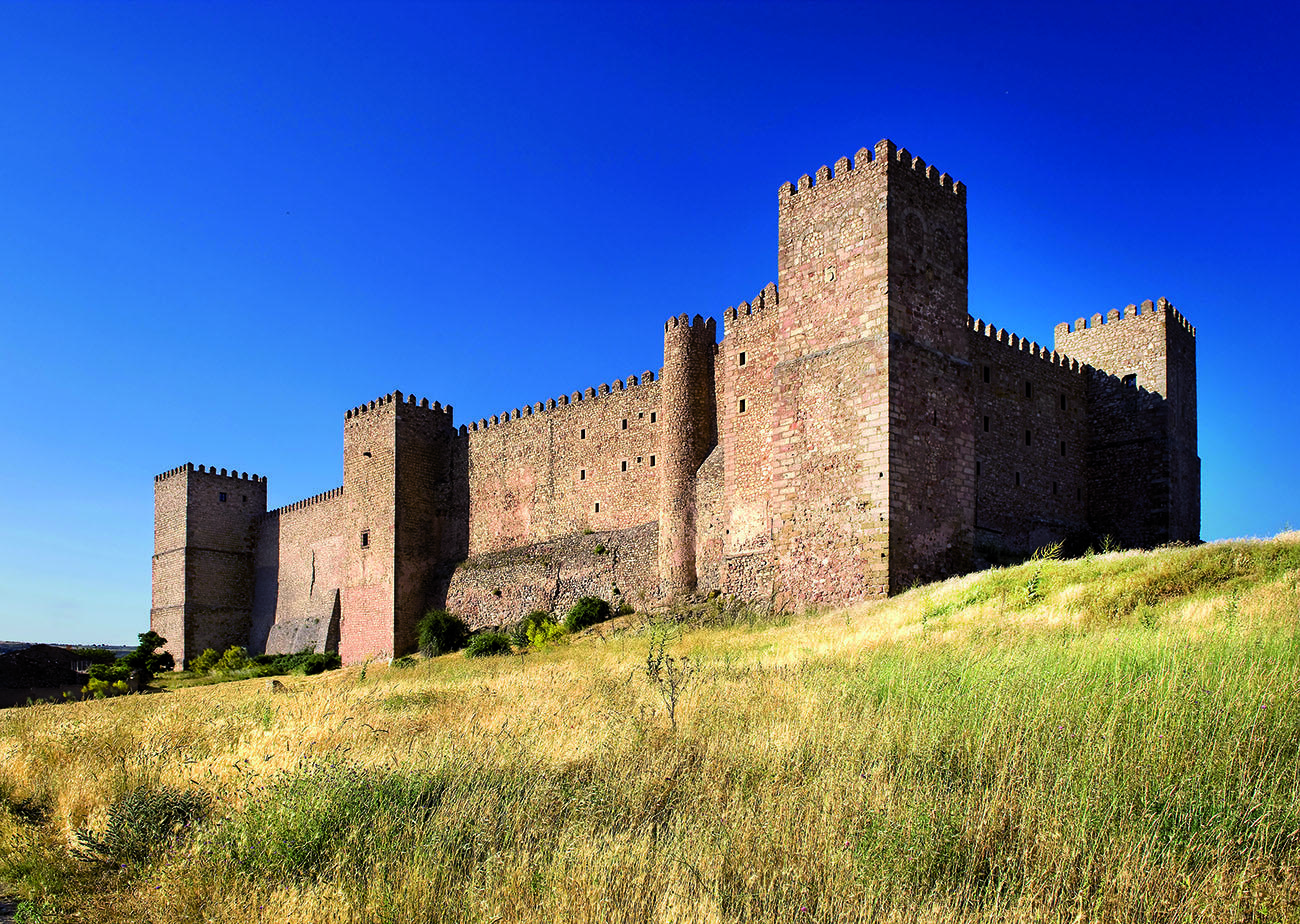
[
  {"left": 563, "top": 596, "right": 611, "bottom": 633},
  {"left": 465, "top": 632, "right": 513, "bottom": 658},
  {"left": 214, "top": 646, "right": 252, "bottom": 674},
  {"left": 250, "top": 651, "right": 342, "bottom": 676},
  {"left": 418, "top": 609, "right": 469, "bottom": 656},
  {"left": 189, "top": 648, "right": 221, "bottom": 674},
  {"left": 510, "top": 610, "right": 559, "bottom": 648},
  {"left": 74, "top": 785, "right": 210, "bottom": 865}
]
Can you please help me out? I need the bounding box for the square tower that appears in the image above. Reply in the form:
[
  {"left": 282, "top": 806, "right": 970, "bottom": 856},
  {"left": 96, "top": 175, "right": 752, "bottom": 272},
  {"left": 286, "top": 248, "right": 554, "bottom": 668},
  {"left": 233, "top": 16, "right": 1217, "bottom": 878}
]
[
  {"left": 151, "top": 464, "right": 267, "bottom": 666},
  {"left": 770, "top": 140, "right": 972, "bottom": 598}
]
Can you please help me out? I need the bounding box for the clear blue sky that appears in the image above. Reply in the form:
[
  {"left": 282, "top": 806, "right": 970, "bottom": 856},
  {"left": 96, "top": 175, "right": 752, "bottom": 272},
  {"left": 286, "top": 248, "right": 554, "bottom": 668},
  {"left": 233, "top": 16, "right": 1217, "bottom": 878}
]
[{"left": 1, "top": 0, "right": 1296, "bottom": 644}]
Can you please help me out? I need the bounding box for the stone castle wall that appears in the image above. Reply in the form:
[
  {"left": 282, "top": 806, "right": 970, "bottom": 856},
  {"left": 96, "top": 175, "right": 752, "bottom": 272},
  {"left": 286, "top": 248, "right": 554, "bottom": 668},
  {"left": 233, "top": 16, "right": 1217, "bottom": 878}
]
[{"left": 152, "top": 139, "right": 1199, "bottom": 665}]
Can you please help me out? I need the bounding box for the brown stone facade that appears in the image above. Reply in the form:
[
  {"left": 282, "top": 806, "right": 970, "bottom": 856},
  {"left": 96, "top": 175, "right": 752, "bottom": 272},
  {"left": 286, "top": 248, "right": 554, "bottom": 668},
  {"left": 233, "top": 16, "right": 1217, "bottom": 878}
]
[{"left": 151, "top": 140, "right": 1199, "bottom": 665}]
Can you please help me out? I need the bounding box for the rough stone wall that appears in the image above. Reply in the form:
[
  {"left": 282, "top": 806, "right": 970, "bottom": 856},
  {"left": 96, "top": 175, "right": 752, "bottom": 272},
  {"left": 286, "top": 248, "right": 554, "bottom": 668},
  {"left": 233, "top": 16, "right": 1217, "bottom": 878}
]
[
  {"left": 1054, "top": 299, "right": 1199, "bottom": 546},
  {"left": 970, "top": 322, "right": 1090, "bottom": 556},
  {"left": 461, "top": 375, "right": 663, "bottom": 556},
  {"left": 250, "top": 488, "right": 346, "bottom": 655},
  {"left": 883, "top": 143, "right": 974, "bottom": 591},
  {"left": 150, "top": 465, "right": 266, "bottom": 666},
  {"left": 444, "top": 522, "right": 659, "bottom": 627}
]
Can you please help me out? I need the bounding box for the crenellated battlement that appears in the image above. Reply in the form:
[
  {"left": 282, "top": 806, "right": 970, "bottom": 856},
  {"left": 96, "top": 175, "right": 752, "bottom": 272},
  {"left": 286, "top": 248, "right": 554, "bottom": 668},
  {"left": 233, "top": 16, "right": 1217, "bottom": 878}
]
[
  {"left": 664, "top": 312, "right": 718, "bottom": 335},
  {"left": 461, "top": 369, "right": 662, "bottom": 433},
  {"left": 259, "top": 485, "right": 344, "bottom": 519},
  {"left": 778, "top": 138, "right": 964, "bottom": 201},
  {"left": 345, "top": 390, "right": 454, "bottom": 421},
  {"left": 969, "top": 317, "right": 1088, "bottom": 374},
  {"left": 1054, "top": 297, "right": 1195, "bottom": 341},
  {"left": 154, "top": 462, "right": 267, "bottom": 483},
  {"left": 722, "top": 282, "right": 779, "bottom": 336}
]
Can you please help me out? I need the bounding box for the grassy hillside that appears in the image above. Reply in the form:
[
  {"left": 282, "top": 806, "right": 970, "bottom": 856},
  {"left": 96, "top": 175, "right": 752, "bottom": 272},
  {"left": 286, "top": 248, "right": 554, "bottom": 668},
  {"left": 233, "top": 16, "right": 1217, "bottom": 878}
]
[{"left": 3, "top": 537, "right": 1299, "bottom": 923}]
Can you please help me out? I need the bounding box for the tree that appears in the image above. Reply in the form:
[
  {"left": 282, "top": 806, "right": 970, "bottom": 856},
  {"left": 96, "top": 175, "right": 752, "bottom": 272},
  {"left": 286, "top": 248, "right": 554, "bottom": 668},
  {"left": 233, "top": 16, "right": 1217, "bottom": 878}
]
[{"left": 121, "top": 631, "right": 174, "bottom": 684}]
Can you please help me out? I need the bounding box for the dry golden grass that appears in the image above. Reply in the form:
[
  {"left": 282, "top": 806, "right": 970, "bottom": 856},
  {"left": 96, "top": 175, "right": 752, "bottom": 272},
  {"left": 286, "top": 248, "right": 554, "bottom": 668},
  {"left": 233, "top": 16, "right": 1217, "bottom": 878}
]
[{"left": 3, "top": 536, "right": 1300, "bottom": 922}]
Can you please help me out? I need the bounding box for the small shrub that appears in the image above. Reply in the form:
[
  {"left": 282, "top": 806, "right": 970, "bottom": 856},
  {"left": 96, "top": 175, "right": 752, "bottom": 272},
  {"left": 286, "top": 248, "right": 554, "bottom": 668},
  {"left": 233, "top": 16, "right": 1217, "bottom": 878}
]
[
  {"left": 525, "top": 613, "right": 566, "bottom": 649},
  {"left": 593, "top": 543, "right": 607, "bottom": 555},
  {"left": 465, "top": 632, "right": 513, "bottom": 658},
  {"left": 418, "top": 609, "right": 469, "bottom": 656},
  {"left": 392, "top": 655, "right": 418, "bottom": 669},
  {"left": 189, "top": 648, "right": 220, "bottom": 674},
  {"left": 74, "top": 785, "right": 210, "bottom": 865},
  {"left": 121, "top": 630, "right": 174, "bottom": 683},
  {"left": 214, "top": 646, "right": 252, "bottom": 674},
  {"left": 510, "top": 610, "right": 553, "bottom": 648},
  {"left": 563, "top": 596, "right": 611, "bottom": 633}
]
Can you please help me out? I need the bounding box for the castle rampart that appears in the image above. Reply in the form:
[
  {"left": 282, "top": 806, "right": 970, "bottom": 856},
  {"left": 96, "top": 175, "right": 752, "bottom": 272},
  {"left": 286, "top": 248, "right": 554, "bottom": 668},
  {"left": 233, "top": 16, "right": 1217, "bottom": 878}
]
[{"left": 153, "top": 140, "right": 1199, "bottom": 664}]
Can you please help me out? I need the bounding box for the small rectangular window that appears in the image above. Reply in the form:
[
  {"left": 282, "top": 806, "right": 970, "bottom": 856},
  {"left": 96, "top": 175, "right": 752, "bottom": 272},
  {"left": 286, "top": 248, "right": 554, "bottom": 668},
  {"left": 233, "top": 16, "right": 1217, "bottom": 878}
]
[
  {"left": 580, "top": 469, "right": 586, "bottom": 480},
  {"left": 621, "top": 419, "right": 628, "bottom": 430},
  {"left": 580, "top": 428, "right": 587, "bottom": 439},
  {"left": 1060, "top": 440, "right": 1066, "bottom": 456},
  {"left": 649, "top": 455, "right": 656, "bottom": 467},
  {"left": 1053, "top": 481, "right": 1059, "bottom": 495},
  {"left": 1015, "top": 472, "right": 1021, "bottom": 487},
  {"left": 975, "top": 460, "right": 981, "bottom": 477},
  {"left": 982, "top": 365, "right": 990, "bottom": 383},
  {"left": 1060, "top": 394, "right": 1067, "bottom": 410},
  {"left": 636, "top": 456, "right": 642, "bottom": 463},
  {"left": 360, "top": 530, "right": 370, "bottom": 549},
  {"left": 650, "top": 411, "right": 657, "bottom": 423},
  {"left": 621, "top": 460, "right": 628, "bottom": 472},
  {"left": 1077, "top": 487, "right": 1082, "bottom": 501},
  {"left": 1025, "top": 429, "right": 1032, "bottom": 446},
  {"left": 241, "top": 495, "right": 247, "bottom": 503},
  {"left": 218, "top": 492, "right": 227, "bottom": 502},
  {"left": 738, "top": 398, "right": 747, "bottom": 414},
  {"left": 1025, "top": 381, "right": 1033, "bottom": 398},
  {"left": 739, "top": 351, "right": 747, "bottom": 367},
  {"left": 594, "top": 502, "right": 600, "bottom": 513},
  {"left": 983, "top": 416, "right": 990, "bottom": 432}
]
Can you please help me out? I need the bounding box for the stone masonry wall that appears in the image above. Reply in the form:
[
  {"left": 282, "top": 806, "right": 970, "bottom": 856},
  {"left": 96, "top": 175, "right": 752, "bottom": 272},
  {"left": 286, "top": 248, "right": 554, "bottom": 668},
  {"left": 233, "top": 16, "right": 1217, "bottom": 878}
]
[
  {"left": 340, "top": 396, "right": 399, "bottom": 662},
  {"left": 883, "top": 143, "right": 974, "bottom": 591},
  {"left": 444, "top": 522, "right": 659, "bottom": 628},
  {"left": 970, "top": 322, "right": 1090, "bottom": 556},
  {"left": 770, "top": 143, "right": 893, "bottom": 603},
  {"left": 462, "top": 374, "right": 663, "bottom": 556},
  {"left": 250, "top": 487, "right": 346, "bottom": 655}
]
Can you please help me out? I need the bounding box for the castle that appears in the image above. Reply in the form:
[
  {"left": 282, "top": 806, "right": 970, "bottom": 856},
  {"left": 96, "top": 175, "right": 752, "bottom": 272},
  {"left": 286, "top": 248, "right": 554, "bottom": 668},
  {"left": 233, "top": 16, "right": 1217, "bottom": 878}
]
[{"left": 151, "top": 140, "right": 1199, "bottom": 666}]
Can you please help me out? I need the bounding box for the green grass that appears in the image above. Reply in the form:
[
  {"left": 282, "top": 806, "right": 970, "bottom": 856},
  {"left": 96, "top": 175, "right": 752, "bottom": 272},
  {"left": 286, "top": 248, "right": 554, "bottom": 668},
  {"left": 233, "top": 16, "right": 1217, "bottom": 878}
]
[{"left": 2, "top": 536, "right": 1299, "bottom": 922}]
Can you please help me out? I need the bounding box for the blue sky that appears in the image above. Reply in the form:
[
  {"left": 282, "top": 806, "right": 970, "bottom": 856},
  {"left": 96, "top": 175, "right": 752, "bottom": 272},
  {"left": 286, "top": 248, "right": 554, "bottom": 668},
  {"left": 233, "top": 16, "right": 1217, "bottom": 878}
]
[{"left": 1, "top": 0, "right": 1296, "bottom": 644}]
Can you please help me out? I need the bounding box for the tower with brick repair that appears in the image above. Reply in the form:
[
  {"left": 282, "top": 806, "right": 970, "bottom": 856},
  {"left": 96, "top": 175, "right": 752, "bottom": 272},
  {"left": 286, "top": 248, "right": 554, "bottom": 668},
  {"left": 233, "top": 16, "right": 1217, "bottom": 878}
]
[{"left": 152, "top": 138, "right": 1198, "bottom": 665}]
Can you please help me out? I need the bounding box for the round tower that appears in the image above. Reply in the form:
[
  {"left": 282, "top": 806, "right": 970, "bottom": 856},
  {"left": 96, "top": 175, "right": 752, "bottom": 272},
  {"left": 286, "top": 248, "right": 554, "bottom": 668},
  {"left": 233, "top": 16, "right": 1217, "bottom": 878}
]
[{"left": 658, "top": 313, "right": 717, "bottom": 596}]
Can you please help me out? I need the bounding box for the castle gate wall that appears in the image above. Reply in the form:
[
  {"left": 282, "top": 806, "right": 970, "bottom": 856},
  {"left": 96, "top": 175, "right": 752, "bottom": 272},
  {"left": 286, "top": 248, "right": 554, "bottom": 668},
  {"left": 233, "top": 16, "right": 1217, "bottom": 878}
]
[
  {"left": 250, "top": 488, "right": 347, "bottom": 655},
  {"left": 970, "top": 323, "right": 1089, "bottom": 555}
]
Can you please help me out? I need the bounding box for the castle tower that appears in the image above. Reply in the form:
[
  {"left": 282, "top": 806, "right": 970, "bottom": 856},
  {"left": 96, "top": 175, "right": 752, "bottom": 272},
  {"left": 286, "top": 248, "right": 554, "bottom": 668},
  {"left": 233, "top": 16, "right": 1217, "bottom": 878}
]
[
  {"left": 1054, "top": 298, "right": 1199, "bottom": 545},
  {"left": 340, "top": 391, "right": 460, "bottom": 662},
  {"left": 658, "top": 314, "right": 717, "bottom": 595},
  {"left": 151, "top": 464, "right": 268, "bottom": 666},
  {"left": 770, "top": 139, "right": 972, "bottom": 598}
]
